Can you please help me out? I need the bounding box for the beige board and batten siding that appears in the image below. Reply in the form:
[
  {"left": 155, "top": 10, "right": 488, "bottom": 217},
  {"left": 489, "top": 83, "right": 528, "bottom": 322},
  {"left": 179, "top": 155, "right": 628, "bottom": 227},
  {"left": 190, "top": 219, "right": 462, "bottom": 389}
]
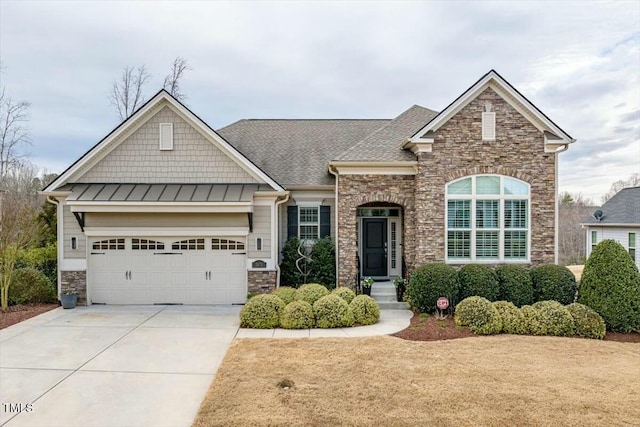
[
  {"left": 77, "top": 105, "right": 259, "bottom": 184},
  {"left": 84, "top": 212, "right": 249, "bottom": 228},
  {"left": 63, "top": 204, "right": 86, "bottom": 259},
  {"left": 248, "top": 206, "right": 271, "bottom": 258}
]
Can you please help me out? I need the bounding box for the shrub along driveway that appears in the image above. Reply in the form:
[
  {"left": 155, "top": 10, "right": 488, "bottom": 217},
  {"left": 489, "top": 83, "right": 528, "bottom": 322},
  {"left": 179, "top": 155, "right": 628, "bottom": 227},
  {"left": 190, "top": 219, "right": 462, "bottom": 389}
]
[
  {"left": 0, "top": 305, "right": 240, "bottom": 427},
  {"left": 194, "top": 335, "right": 640, "bottom": 426}
]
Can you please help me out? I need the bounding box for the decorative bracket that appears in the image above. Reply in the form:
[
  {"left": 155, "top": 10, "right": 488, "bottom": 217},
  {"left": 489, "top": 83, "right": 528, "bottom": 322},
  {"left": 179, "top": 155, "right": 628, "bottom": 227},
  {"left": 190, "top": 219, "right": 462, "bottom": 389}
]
[{"left": 73, "top": 212, "right": 85, "bottom": 232}]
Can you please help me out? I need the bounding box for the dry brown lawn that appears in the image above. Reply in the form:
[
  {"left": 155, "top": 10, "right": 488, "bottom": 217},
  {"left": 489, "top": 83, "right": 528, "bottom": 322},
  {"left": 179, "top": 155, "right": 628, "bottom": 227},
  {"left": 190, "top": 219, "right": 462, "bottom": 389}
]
[{"left": 194, "top": 335, "right": 640, "bottom": 427}]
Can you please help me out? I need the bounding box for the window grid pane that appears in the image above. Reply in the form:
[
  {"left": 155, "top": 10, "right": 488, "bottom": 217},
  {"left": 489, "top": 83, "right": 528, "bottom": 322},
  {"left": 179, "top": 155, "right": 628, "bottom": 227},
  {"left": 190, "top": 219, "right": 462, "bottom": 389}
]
[
  {"left": 300, "top": 225, "right": 319, "bottom": 240},
  {"left": 448, "top": 200, "right": 470, "bottom": 228},
  {"left": 505, "top": 231, "right": 527, "bottom": 258},
  {"left": 447, "top": 178, "right": 472, "bottom": 195},
  {"left": 476, "top": 231, "right": 499, "bottom": 258},
  {"left": 504, "top": 200, "right": 527, "bottom": 228},
  {"left": 476, "top": 176, "right": 500, "bottom": 194},
  {"left": 476, "top": 200, "right": 499, "bottom": 228},
  {"left": 299, "top": 207, "right": 318, "bottom": 223},
  {"left": 448, "top": 231, "right": 470, "bottom": 258},
  {"left": 503, "top": 178, "right": 529, "bottom": 195}
]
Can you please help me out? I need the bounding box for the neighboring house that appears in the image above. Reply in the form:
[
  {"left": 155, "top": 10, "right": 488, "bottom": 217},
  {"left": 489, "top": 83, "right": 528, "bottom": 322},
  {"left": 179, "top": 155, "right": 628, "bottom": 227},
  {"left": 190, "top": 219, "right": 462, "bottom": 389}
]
[
  {"left": 42, "top": 70, "right": 575, "bottom": 305},
  {"left": 582, "top": 187, "right": 640, "bottom": 268}
]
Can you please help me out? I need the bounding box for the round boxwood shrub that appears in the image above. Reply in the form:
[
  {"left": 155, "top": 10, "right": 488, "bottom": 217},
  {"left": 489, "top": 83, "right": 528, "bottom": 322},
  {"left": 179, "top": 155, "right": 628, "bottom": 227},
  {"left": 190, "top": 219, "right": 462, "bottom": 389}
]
[
  {"left": 496, "top": 265, "right": 534, "bottom": 307},
  {"left": 240, "top": 294, "right": 285, "bottom": 328},
  {"left": 9, "top": 268, "right": 56, "bottom": 305},
  {"left": 459, "top": 264, "right": 500, "bottom": 301},
  {"left": 313, "top": 295, "right": 354, "bottom": 328},
  {"left": 532, "top": 300, "right": 575, "bottom": 337},
  {"left": 492, "top": 301, "right": 527, "bottom": 334},
  {"left": 578, "top": 239, "right": 640, "bottom": 332},
  {"left": 280, "top": 301, "right": 315, "bottom": 329},
  {"left": 454, "top": 296, "right": 502, "bottom": 335},
  {"left": 530, "top": 264, "right": 577, "bottom": 305},
  {"left": 566, "top": 303, "right": 606, "bottom": 339},
  {"left": 332, "top": 287, "right": 356, "bottom": 304},
  {"left": 295, "top": 283, "right": 330, "bottom": 306},
  {"left": 521, "top": 305, "right": 545, "bottom": 335},
  {"left": 272, "top": 286, "right": 297, "bottom": 304},
  {"left": 350, "top": 295, "right": 380, "bottom": 325},
  {"left": 406, "top": 263, "right": 459, "bottom": 313}
]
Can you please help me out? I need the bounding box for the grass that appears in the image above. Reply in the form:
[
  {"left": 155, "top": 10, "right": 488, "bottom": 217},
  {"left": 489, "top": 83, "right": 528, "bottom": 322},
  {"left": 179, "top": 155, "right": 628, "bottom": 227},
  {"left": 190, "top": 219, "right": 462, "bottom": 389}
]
[{"left": 193, "top": 335, "right": 640, "bottom": 427}]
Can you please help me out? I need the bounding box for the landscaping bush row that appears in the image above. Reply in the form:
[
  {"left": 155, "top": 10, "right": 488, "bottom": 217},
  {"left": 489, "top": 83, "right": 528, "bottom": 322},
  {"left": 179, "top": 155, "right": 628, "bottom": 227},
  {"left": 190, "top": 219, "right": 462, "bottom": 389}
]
[
  {"left": 240, "top": 284, "right": 380, "bottom": 329},
  {"left": 8, "top": 268, "right": 56, "bottom": 306},
  {"left": 454, "top": 296, "right": 606, "bottom": 339},
  {"left": 406, "top": 263, "right": 577, "bottom": 313}
]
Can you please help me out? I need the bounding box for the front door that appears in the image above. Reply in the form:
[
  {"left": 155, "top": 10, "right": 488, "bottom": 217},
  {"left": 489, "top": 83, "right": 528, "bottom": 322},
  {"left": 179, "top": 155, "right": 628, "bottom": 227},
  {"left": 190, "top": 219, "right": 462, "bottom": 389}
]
[{"left": 362, "top": 218, "right": 387, "bottom": 277}]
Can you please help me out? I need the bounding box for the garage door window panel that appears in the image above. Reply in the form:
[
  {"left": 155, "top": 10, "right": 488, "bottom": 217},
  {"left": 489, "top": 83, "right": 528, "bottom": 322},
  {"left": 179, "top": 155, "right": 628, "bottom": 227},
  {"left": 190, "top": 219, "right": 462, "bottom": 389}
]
[
  {"left": 172, "top": 238, "right": 205, "bottom": 250},
  {"left": 212, "top": 238, "right": 245, "bottom": 251},
  {"left": 93, "top": 238, "right": 125, "bottom": 250},
  {"left": 132, "top": 239, "right": 165, "bottom": 250}
]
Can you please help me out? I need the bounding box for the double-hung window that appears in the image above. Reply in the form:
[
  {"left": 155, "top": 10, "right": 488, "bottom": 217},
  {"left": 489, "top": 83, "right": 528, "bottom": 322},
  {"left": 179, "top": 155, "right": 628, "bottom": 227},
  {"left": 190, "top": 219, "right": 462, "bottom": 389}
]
[
  {"left": 298, "top": 207, "right": 320, "bottom": 241},
  {"left": 446, "top": 175, "right": 530, "bottom": 262},
  {"left": 629, "top": 233, "right": 636, "bottom": 261}
]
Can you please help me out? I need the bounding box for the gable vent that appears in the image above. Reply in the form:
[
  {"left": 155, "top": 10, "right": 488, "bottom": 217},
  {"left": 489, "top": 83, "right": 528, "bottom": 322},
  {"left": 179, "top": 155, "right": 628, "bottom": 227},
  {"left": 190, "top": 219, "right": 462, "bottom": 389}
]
[
  {"left": 482, "top": 112, "right": 496, "bottom": 141},
  {"left": 159, "top": 123, "right": 174, "bottom": 150}
]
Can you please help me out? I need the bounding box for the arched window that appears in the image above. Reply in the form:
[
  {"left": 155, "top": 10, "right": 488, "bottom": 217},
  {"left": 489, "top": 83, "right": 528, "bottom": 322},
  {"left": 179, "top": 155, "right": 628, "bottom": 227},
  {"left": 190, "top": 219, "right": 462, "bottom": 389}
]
[{"left": 446, "top": 175, "right": 529, "bottom": 262}]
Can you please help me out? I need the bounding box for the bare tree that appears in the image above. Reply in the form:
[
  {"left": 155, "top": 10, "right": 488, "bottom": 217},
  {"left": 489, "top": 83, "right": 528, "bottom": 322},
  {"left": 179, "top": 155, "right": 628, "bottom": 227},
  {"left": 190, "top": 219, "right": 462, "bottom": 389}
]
[
  {"left": 109, "top": 65, "right": 150, "bottom": 121},
  {"left": 602, "top": 173, "right": 640, "bottom": 203},
  {"left": 0, "top": 87, "right": 31, "bottom": 181},
  {"left": 0, "top": 190, "right": 42, "bottom": 311},
  {"left": 558, "top": 192, "right": 594, "bottom": 266},
  {"left": 163, "top": 57, "right": 189, "bottom": 101}
]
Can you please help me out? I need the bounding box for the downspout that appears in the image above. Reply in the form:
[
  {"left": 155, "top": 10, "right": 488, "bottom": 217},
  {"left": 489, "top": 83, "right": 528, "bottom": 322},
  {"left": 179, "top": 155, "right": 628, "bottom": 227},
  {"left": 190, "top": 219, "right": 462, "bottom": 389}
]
[
  {"left": 46, "top": 196, "right": 62, "bottom": 298},
  {"left": 328, "top": 164, "right": 340, "bottom": 287},
  {"left": 274, "top": 192, "right": 290, "bottom": 288}
]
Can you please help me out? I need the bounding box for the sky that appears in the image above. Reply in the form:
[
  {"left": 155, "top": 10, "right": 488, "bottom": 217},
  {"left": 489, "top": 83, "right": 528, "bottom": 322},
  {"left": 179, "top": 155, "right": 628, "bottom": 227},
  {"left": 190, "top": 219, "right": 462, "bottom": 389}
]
[{"left": 1, "top": 0, "right": 639, "bottom": 203}]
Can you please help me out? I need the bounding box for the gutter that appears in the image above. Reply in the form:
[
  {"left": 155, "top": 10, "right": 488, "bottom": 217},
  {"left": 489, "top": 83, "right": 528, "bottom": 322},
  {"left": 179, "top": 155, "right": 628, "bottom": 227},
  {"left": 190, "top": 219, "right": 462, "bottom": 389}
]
[
  {"left": 328, "top": 164, "right": 340, "bottom": 287},
  {"left": 274, "top": 191, "right": 291, "bottom": 288},
  {"left": 45, "top": 196, "right": 63, "bottom": 299}
]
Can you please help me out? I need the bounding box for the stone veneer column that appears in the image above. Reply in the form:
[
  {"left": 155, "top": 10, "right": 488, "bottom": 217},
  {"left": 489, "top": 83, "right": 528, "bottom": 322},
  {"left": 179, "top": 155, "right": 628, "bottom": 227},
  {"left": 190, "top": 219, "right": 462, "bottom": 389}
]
[
  {"left": 61, "top": 271, "right": 87, "bottom": 305},
  {"left": 248, "top": 270, "right": 277, "bottom": 294}
]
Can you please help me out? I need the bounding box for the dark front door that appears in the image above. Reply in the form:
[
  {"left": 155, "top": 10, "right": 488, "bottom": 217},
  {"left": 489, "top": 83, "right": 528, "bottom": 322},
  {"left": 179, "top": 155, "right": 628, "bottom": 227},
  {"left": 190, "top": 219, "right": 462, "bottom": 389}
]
[{"left": 362, "top": 218, "right": 387, "bottom": 277}]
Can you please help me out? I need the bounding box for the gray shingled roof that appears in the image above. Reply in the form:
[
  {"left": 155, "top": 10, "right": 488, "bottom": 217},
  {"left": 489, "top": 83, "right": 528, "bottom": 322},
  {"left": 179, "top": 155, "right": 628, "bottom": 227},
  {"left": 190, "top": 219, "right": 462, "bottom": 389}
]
[
  {"left": 335, "top": 105, "right": 438, "bottom": 161},
  {"left": 217, "top": 119, "right": 389, "bottom": 187},
  {"left": 583, "top": 187, "right": 640, "bottom": 225},
  {"left": 59, "top": 183, "right": 268, "bottom": 202}
]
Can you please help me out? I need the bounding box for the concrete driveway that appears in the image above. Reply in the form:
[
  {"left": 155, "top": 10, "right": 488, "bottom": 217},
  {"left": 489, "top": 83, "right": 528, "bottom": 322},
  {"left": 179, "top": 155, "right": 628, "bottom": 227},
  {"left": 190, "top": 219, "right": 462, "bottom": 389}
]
[{"left": 0, "top": 305, "right": 241, "bottom": 427}]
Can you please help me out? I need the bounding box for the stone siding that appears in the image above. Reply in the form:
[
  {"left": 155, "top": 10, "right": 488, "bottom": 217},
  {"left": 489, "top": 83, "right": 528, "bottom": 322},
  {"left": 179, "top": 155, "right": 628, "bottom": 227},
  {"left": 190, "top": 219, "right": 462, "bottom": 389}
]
[
  {"left": 336, "top": 175, "right": 416, "bottom": 288},
  {"left": 248, "top": 270, "right": 277, "bottom": 294},
  {"left": 61, "top": 271, "right": 87, "bottom": 306}
]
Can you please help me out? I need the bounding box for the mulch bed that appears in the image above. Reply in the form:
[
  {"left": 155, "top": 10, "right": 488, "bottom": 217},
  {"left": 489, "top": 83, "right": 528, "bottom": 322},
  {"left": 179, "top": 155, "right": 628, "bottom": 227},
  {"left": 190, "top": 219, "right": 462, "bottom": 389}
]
[
  {"left": 394, "top": 311, "right": 640, "bottom": 343},
  {"left": 0, "top": 303, "right": 59, "bottom": 329}
]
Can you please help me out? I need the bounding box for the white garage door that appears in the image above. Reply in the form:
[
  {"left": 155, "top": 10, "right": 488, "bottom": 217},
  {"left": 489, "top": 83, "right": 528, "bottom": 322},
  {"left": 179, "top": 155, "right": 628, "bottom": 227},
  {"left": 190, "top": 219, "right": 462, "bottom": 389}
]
[{"left": 89, "top": 237, "right": 247, "bottom": 305}]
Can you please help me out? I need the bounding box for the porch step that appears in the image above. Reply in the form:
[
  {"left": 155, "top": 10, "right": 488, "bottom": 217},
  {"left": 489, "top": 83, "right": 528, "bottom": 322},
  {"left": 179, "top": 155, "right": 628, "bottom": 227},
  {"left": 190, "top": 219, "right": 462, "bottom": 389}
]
[{"left": 368, "top": 281, "right": 409, "bottom": 310}]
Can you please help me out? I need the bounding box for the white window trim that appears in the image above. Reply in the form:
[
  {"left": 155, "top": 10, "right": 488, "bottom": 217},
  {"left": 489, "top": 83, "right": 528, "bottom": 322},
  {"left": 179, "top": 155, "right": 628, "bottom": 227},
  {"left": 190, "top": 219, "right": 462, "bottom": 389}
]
[
  {"left": 298, "top": 205, "right": 320, "bottom": 241},
  {"left": 445, "top": 175, "right": 531, "bottom": 263},
  {"left": 159, "top": 123, "right": 174, "bottom": 150}
]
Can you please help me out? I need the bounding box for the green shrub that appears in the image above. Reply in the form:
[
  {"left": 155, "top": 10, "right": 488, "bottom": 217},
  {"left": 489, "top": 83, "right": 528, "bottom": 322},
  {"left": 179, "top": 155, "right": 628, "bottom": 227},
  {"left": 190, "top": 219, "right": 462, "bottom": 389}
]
[
  {"left": 272, "top": 286, "right": 297, "bottom": 304},
  {"left": 295, "top": 283, "right": 330, "bottom": 306},
  {"left": 280, "top": 301, "right": 315, "bottom": 329},
  {"left": 332, "top": 287, "right": 356, "bottom": 304},
  {"left": 566, "top": 303, "right": 606, "bottom": 339},
  {"left": 8, "top": 268, "right": 56, "bottom": 305},
  {"left": 279, "top": 237, "right": 306, "bottom": 287},
  {"left": 406, "top": 263, "right": 459, "bottom": 313},
  {"left": 492, "top": 301, "right": 527, "bottom": 334},
  {"left": 239, "top": 294, "right": 285, "bottom": 328},
  {"left": 307, "top": 236, "right": 336, "bottom": 289},
  {"left": 454, "top": 296, "right": 502, "bottom": 335},
  {"left": 530, "top": 264, "right": 577, "bottom": 305},
  {"left": 532, "top": 300, "right": 575, "bottom": 337},
  {"left": 313, "top": 295, "right": 354, "bottom": 328},
  {"left": 350, "top": 295, "right": 380, "bottom": 325},
  {"left": 15, "top": 243, "right": 58, "bottom": 285},
  {"left": 458, "top": 264, "right": 500, "bottom": 301},
  {"left": 496, "top": 265, "right": 534, "bottom": 307},
  {"left": 578, "top": 239, "right": 640, "bottom": 332},
  {"left": 521, "top": 305, "right": 545, "bottom": 335}
]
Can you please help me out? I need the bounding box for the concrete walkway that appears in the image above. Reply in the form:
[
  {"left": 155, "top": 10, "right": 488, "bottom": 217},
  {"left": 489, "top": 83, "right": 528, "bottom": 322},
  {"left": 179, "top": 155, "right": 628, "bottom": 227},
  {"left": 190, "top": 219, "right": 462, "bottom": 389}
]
[{"left": 1, "top": 304, "right": 412, "bottom": 427}]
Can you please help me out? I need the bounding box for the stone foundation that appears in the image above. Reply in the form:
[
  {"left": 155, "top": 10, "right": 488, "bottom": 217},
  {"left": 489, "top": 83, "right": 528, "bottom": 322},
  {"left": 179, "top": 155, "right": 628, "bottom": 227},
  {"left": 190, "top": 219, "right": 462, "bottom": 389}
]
[
  {"left": 248, "top": 270, "right": 277, "bottom": 294},
  {"left": 61, "top": 270, "right": 87, "bottom": 306}
]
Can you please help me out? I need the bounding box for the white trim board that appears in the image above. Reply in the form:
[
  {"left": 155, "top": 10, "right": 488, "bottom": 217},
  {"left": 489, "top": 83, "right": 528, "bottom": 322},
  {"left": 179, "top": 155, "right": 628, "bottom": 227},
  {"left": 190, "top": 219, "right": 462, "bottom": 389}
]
[{"left": 83, "top": 227, "right": 250, "bottom": 237}]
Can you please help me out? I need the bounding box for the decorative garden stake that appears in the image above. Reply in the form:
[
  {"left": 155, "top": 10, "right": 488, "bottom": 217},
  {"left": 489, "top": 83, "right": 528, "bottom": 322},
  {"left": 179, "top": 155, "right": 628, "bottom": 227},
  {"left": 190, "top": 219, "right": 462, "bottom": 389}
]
[{"left": 295, "top": 241, "right": 312, "bottom": 284}]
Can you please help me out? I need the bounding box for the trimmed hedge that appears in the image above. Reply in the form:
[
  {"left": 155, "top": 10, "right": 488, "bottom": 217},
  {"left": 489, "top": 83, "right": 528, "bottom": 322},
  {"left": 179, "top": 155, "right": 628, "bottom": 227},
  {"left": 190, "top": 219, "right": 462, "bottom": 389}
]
[
  {"left": 578, "top": 239, "right": 640, "bottom": 332},
  {"left": 521, "top": 305, "right": 545, "bottom": 335},
  {"left": 532, "top": 301, "right": 575, "bottom": 337},
  {"left": 295, "top": 283, "right": 330, "bottom": 306},
  {"left": 332, "top": 287, "right": 356, "bottom": 304},
  {"left": 454, "top": 296, "right": 502, "bottom": 335},
  {"left": 496, "top": 265, "right": 534, "bottom": 307},
  {"left": 313, "top": 295, "right": 354, "bottom": 328},
  {"left": 459, "top": 264, "right": 500, "bottom": 301},
  {"left": 240, "top": 294, "right": 285, "bottom": 328},
  {"left": 350, "top": 295, "right": 380, "bottom": 325},
  {"left": 273, "top": 286, "right": 297, "bottom": 305},
  {"left": 9, "top": 268, "right": 56, "bottom": 305},
  {"left": 566, "top": 303, "right": 606, "bottom": 339},
  {"left": 280, "top": 301, "right": 315, "bottom": 329},
  {"left": 530, "top": 264, "right": 577, "bottom": 305},
  {"left": 492, "top": 301, "right": 527, "bottom": 334},
  {"left": 406, "top": 263, "right": 459, "bottom": 313}
]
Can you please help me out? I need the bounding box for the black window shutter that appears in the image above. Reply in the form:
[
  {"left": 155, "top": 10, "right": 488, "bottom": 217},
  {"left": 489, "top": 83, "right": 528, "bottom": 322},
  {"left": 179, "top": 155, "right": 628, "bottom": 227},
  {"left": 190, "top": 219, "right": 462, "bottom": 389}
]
[
  {"left": 320, "top": 205, "right": 331, "bottom": 238},
  {"left": 287, "top": 206, "right": 298, "bottom": 239}
]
